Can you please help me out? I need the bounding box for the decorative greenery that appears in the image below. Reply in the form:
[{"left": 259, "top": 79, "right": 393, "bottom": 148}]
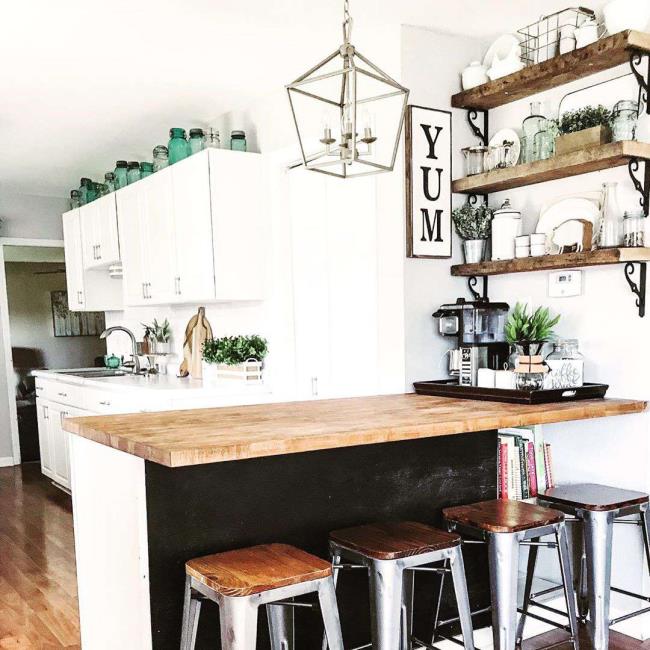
[
  {"left": 557, "top": 105, "right": 612, "bottom": 135},
  {"left": 202, "top": 335, "right": 268, "bottom": 366},
  {"left": 142, "top": 318, "right": 171, "bottom": 343},
  {"left": 451, "top": 203, "right": 494, "bottom": 240},
  {"left": 505, "top": 303, "right": 560, "bottom": 345}
]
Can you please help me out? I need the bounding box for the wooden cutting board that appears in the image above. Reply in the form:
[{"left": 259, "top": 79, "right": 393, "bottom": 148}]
[{"left": 178, "top": 307, "right": 213, "bottom": 379}]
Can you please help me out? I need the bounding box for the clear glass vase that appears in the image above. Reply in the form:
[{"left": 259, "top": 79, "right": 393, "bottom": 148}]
[{"left": 597, "top": 182, "right": 623, "bottom": 248}]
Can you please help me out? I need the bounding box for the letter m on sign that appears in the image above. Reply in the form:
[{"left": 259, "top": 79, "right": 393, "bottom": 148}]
[{"left": 420, "top": 208, "right": 443, "bottom": 242}]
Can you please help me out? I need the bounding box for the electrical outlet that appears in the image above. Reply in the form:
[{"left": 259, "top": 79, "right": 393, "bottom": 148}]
[{"left": 548, "top": 270, "right": 582, "bottom": 297}]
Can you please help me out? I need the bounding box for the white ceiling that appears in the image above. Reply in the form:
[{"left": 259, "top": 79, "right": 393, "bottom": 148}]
[{"left": 1, "top": 0, "right": 611, "bottom": 198}]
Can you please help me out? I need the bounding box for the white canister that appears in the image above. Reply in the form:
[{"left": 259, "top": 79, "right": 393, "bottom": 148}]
[
  {"left": 530, "top": 244, "right": 546, "bottom": 257},
  {"left": 495, "top": 370, "right": 516, "bottom": 390},
  {"left": 461, "top": 61, "right": 489, "bottom": 90},
  {"left": 477, "top": 368, "right": 496, "bottom": 388},
  {"left": 491, "top": 198, "right": 522, "bottom": 260}
]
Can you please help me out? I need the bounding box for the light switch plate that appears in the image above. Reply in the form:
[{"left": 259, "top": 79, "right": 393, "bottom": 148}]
[{"left": 548, "top": 270, "right": 582, "bottom": 297}]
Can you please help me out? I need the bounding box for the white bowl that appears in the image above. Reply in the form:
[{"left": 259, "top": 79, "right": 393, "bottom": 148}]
[{"left": 603, "top": 0, "right": 650, "bottom": 34}]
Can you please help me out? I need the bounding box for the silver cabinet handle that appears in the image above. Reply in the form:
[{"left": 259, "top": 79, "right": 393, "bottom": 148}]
[
  {"left": 78, "top": 290, "right": 84, "bottom": 305},
  {"left": 147, "top": 282, "right": 152, "bottom": 299},
  {"left": 175, "top": 276, "right": 181, "bottom": 295},
  {"left": 60, "top": 411, "right": 68, "bottom": 426},
  {"left": 99, "top": 400, "right": 111, "bottom": 406},
  {"left": 57, "top": 391, "right": 67, "bottom": 397},
  {"left": 142, "top": 282, "right": 146, "bottom": 299},
  {"left": 97, "top": 244, "right": 101, "bottom": 260},
  {"left": 43, "top": 405, "right": 49, "bottom": 420},
  {"left": 311, "top": 376, "right": 318, "bottom": 396}
]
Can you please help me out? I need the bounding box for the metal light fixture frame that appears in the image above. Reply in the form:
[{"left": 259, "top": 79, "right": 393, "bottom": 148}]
[{"left": 286, "top": 2, "right": 409, "bottom": 179}]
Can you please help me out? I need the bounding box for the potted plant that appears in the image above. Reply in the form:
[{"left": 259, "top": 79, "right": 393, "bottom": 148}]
[
  {"left": 142, "top": 318, "right": 172, "bottom": 354},
  {"left": 451, "top": 202, "right": 494, "bottom": 263},
  {"left": 505, "top": 303, "right": 560, "bottom": 390},
  {"left": 556, "top": 105, "right": 612, "bottom": 155},
  {"left": 201, "top": 335, "right": 268, "bottom": 384}
]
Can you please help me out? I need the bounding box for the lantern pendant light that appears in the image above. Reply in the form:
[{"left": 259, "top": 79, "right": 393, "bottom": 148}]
[{"left": 286, "top": 0, "right": 409, "bottom": 178}]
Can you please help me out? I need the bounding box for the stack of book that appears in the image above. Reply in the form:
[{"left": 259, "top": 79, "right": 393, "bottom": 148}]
[{"left": 497, "top": 426, "right": 554, "bottom": 500}]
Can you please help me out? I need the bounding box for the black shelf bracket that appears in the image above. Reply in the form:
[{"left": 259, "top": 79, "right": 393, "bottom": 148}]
[
  {"left": 627, "top": 157, "right": 650, "bottom": 214},
  {"left": 624, "top": 262, "right": 647, "bottom": 318},
  {"left": 468, "top": 275, "right": 489, "bottom": 302},
  {"left": 466, "top": 109, "right": 489, "bottom": 146},
  {"left": 629, "top": 53, "right": 649, "bottom": 115}
]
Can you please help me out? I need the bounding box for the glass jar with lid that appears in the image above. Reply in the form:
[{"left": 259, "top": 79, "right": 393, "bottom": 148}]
[
  {"left": 140, "top": 162, "right": 154, "bottom": 178},
  {"left": 114, "top": 161, "right": 128, "bottom": 190},
  {"left": 597, "top": 182, "right": 624, "bottom": 248},
  {"left": 623, "top": 210, "right": 647, "bottom": 247},
  {"left": 230, "top": 130, "right": 247, "bottom": 152},
  {"left": 104, "top": 172, "right": 116, "bottom": 193},
  {"left": 205, "top": 128, "right": 220, "bottom": 149},
  {"left": 152, "top": 145, "right": 169, "bottom": 172},
  {"left": 545, "top": 339, "right": 584, "bottom": 389},
  {"left": 97, "top": 183, "right": 109, "bottom": 197},
  {"left": 611, "top": 100, "right": 639, "bottom": 142},
  {"left": 126, "top": 161, "right": 141, "bottom": 184},
  {"left": 78, "top": 178, "right": 92, "bottom": 205},
  {"left": 70, "top": 189, "right": 81, "bottom": 209},
  {"left": 86, "top": 181, "right": 99, "bottom": 203},
  {"left": 188, "top": 128, "right": 205, "bottom": 155},
  {"left": 168, "top": 128, "right": 190, "bottom": 164},
  {"left": 461, "top": 145, "right": 489, "bottom": 176}
]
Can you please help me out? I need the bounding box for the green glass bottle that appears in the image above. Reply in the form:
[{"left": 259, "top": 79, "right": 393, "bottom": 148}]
[
  {"left": 168, "top": 128, "right": 190, "bottom": 164},
  {"left": 78, "top": 178, "right": 92, "bottom": 205},
  {"left": 188, "top": 128, "right": 205, "bottom": 155},
  {"left": 140, "top": 162, "right": 154, "bottom": 178},
  {"left": 127, "top": 161, "right": 141, "bottom": 184},
  {"left": 114, "top": 161, "right": 128, "bottom": 190},
  {"left": 230, "top": 130, "right": 247, "bottom": 151}
]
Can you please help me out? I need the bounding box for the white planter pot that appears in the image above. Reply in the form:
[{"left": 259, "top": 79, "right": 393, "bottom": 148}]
[
  {"left": 201, "top": 360, "right": 264, "bottom": 385},
  {"left": 201, "top": 362, "right": 221, "bottom": 384}
]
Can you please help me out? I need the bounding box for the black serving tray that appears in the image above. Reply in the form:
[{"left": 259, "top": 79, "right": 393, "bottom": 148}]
[{"left": 413, "top": 380, "right": 609, "bottom": 405}]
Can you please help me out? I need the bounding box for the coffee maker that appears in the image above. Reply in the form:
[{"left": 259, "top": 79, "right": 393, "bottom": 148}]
[{"left": 433, "top": 298, "right": 510, "bottom": 386}]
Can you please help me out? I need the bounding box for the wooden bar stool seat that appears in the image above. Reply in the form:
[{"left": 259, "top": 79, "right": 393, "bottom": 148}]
[
  {"left": 181, "top": 543, "right": 343, "bottom": 650},
  {"left": 329, "top": 520, "right": 461, "bottom": 560},
  {"left": 186, "top": 543, "right": 332, "bottom": 597},
  {"left": 542, "top": 483, "right": 649, "bottom": 512},
  {"left": 443, "top": 498, "right": 565, "bottom": 533}
]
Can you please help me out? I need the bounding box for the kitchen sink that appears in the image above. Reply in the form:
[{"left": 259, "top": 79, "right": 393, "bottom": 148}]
[{"left": 67, "top": 369, "right": 128, "bottom": 378}]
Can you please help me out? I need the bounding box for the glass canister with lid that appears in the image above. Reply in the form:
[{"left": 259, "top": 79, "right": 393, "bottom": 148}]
[
  {"left": 544, "top": 339, "right": 584, "bottom": 389},
  {"left": 114, "top": 161, "right": 128, "bottom": 190},
  {"left": 140, "top": 162, "right": 154, "bottom": 178},
  {"left": 168, "top": 128, "right": 190, "bottom": 164},
  {"left": 127, "top": 161, "right": 141, "bottom": 184},
  {"left": 70, "top": 189, "right": 81, "bottom": 209},
  {"left": 188, "top": 128, "right": 205, "bottom": 155},
  {"left": 152, "top": 145, "right": 169, "bottom": 172},
  {"left": 104, "top": 172, "right": 116, "bottom": 193},
  {"left": 205, "top": 128, "right": 221, "bottom": 149},
  {"left": 611, "top": 100, "right": 639, "bottom": 142},
  {"left": 78, "top": 178, "right": 92, "bottom": 205},
  {"left": 623, "top": 210, "right": 647, "bottom": 247},
  {"left": 461, "top": 145, "right": 489, "bottom": 176},
  {"left": 230, "top": 130, "right": 247, "bottom": 152}
]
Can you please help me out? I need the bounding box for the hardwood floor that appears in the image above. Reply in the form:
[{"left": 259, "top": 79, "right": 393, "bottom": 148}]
[
  {"left": 0, "top": 463, "right": 80, "bottom": 648},
  {"left": 0, "top": 463, "right": 647, "bottom": 649}
]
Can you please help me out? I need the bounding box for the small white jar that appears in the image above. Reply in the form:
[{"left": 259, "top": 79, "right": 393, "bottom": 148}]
[{"left": 461, "top": 61, "right": 489, "bottom": 90}]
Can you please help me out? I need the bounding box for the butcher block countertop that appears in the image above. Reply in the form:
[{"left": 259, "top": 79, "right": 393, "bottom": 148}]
[{"left": 63, "top": 394, "right": 647, "bottom": 468}]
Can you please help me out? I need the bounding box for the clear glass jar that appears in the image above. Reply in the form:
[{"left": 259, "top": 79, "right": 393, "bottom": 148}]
[
  {"left": 152, "top": 145, "right": 169, "bottom": 172},
  {"left": 70, "top": 189, "right": 81, "bottom": 209},
  {"left": 623, "top": 211, "right": 647, "bottom": 247},
  {"left": 230, "top": 130, "right": 247, "bottom": 152},
  {"left": 188, "top": 128, "right": 205, "bottom": 155},
  {"left": 114, "top": 161, "right": 128, "bottom": 190},
  {"left": 140, "top": 162, "right": 154, "bottom": 178},
  {"left": 168, "top": 128, "right": 190, "bottom": 164},
  {"left": 78, "top": 178, "right": 92, "bottom": 205},
  {"left": 523, "top": 102, "right": 546, "bottom": 162},
  {"left": 545, "top": 339, "right": 584, "bottom": 388},
  {"left": 598, "top": 182, "right": 624, "bottom": 248},
  {"left": 205, "top": 128, "right": 220, "bottom": 149},
  {"left": 611, "top": 100, "right": 639, "bottom": 142},
  {"left": 104, "top": 172, "right": 116, "bottom": 193},
  {"left": 534, "top": 124, "right": 555, "bottom": 161},
  {"left": 127, "top": 161, "right": 141, "bottom": 184}
]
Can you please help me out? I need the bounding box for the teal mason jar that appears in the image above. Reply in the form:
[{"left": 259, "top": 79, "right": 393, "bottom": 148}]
[
  {"left": 140, "top": 162, "right": 154, "bottom": 178},
  {"left": 104, "top": 172, "right": 116, "bottom": 193},
  {"left": 114, "top": 161, "right": 128, "bottom": 190},
  {"left": 78, "top": 178, "right": 92, "bottom": 205},
  {"left": 86, "top": 181, "right": 99, "bottom": 203},
  {"left": 127, "top": 161, "right": 141, "bottom": 185},
  {"left": 188, "top": 128, "right": 205, "bottom": 155},
  {"left": 168, "top": 128, "right": 190, "bottom": 164},
  {"left": 230, "top": 130, "right": 247, "bottom": 151}
]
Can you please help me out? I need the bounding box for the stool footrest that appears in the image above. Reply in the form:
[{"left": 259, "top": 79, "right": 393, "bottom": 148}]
[
  {"left": 516, "top": 607, "right": 572, "bottom": 634},
  {"left": 436, "top": 604, "right": 491, "bottom": 628},
  {"left": 418, "top": 633, "right": 480, "bottom": 650},
  {"left": 611, "top": 585, "right": 650, "bottom": 603},
  {"left": 611, "top": 605, "right": 650, "bottom": 625},
  {"left": 530, "top": 585, "right": 563, "bottom": 599}
]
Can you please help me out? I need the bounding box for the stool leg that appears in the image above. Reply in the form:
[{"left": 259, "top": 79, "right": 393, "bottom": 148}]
[
  {"left": 556, "top": 524, "right": 580, "bottom": 650},
  {"left": 402, "top": 568, "right": 414, "bottom": 650},
  {"left": 267, "top": 601, "right": 294, "bottom": 650},
  {"left": 449, "top": 546, "right": 475, "bottom": 650},
  {"left": 180, "top": 576, "right": 201, "bottom": 650},
  {"left": 322, "top": 551, "right": 342, "bottom": 650},
  {"left": 488, "top": 532, "right": 520, "bottom": 650},
  {"left": 573, "top": 523, "right": 589, "bottom": 622},
  {"left": 368, "top": 560, "right": 403, "bottom": 650},
  {"left": 318, "top": 578, "right": 344, "bottom": 650},
  {"left": 584, "top": 510, "right": 614, "bottom": 650},
  {"left": 430, "top": 559, "right": 448, "bottom": 646},
  {"left": 515, "top": 538, "right": 539, "bottom": 646},
  {"left": 219, "top": 596, "right": 259, "bottom": 650},
  {"left": 640, "top": 508, "right": 650, "bottom": 575}
]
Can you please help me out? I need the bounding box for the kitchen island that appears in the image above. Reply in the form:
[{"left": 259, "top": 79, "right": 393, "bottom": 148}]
[{"left": 64, "top": 394, "right": 646, "bottom": 650}]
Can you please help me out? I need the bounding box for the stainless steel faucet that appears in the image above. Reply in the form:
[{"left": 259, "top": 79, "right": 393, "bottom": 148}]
[{"left": 100, "top": 326, "right": 141, "bottom": 374}]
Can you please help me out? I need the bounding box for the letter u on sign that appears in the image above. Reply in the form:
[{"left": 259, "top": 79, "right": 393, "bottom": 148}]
[{"left": 405, "top": 106, "right": 452, "bottom": 258}]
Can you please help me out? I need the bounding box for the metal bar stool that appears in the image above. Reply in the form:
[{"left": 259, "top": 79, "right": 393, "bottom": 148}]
[
  {"left": 180, "top": 542, "right": 344, "bottom": 650},
  {"left": 528, "top": 483, "right": 650, "bottom": 650},
  {"left": 443, "top": 499, "right": 579, "bottom": 650},
  {"left": 325, "top": 521, "right": 475, "bottom": 650}
]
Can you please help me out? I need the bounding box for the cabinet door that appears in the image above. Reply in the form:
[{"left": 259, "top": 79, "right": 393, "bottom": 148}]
[
  {"left": 62, "top": 210, "right": 86, "bottom": 310},
  {"left": 79, "top": 203, "right": 99, "bottom": 270},
  {"left": 96, "top": 194, "right": 121, "bottom": 266},
  {"left": 36, "top": 399, "right": 53, "bottom": 478},
  {"left": 48, "top": 404, "right": 69, "bottom": 488},
  {"left": 116, "top": 184, "right": 148, "bottom": 306},
  {"left": 170, "top": 152, "right": 215, "bottom": 302}
]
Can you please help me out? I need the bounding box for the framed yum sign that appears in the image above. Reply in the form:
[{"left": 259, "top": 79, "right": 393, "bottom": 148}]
[{"left": 405, "top": 105, "right": 452, "bottom": 258}]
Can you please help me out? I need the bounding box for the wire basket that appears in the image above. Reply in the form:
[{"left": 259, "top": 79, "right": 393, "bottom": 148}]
[{"left": 518, "top": 7, "right": 596, "bottom": 66}]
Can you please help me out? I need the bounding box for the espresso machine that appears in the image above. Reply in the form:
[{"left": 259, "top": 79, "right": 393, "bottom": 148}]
[{"left": 433, "top": 298, "right": 510, "bottom": 386}]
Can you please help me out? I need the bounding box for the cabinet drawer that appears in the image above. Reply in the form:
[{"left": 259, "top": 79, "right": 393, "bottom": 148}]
[
  {"left": 35, "top": 378, "right": 52, "bottom": 401},
  {"left": 83, "top": 389, "right": 150, "bottom": 414},
  {"left": 50, "top": 383, "right": 85, "bottom": 409}
]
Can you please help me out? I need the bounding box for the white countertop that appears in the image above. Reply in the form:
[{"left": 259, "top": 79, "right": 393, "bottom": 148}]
[{"left": 33, "top": 368, "right": 271, "bottom": 398}]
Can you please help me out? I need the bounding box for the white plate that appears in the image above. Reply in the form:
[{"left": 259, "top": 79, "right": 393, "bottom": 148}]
[
  {"left": 535, "top": 198, "right": 600, "bottom": 252},
  {"left": 539, "top": 191, "right": 602, "bottom": 217},
  {"left": 489, "top": 129, "right": 521, "bottom": 168},
  {"left": 483, "top": 34, "right": 522, "bottom": 70}
]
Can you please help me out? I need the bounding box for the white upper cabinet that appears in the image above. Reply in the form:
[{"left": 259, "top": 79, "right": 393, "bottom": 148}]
[
  {"left": 63, "top": 209, "right": 86, "bottom": 311},
  {"left": 80, "top": 194, "right": 121, "bottom": 270}
]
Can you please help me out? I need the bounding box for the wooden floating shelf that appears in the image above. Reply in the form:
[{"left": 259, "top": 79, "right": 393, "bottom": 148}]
[
  {"left": 451, "top": 248, "right": 650, "bottom": 277},
  {"left": 452, "top": 30, "right": 650, "bottom": 111},
  {"left": 452, "top": 141, "right": 650, "bottom": 194}
]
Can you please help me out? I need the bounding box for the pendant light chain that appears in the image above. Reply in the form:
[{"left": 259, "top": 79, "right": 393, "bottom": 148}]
[{"left": 342, "top": 0, "right": 353, "bottom": 44}]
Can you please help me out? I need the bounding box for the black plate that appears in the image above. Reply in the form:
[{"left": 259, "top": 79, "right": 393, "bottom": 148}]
[{"left": 413, "top": 380, "right": 609, "bottom": 404}]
